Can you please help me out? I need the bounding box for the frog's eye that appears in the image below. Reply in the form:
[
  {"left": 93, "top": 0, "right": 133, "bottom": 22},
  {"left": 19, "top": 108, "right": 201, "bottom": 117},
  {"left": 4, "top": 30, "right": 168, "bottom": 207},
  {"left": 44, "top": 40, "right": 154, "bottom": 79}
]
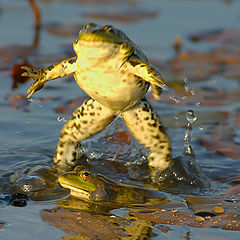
[
  {"left": 83, "top": 23, "right": 96, "bottom": 30},
  {"left": 80, "top": 170, "right": 91, "bottom": 181},
  {"left": 103, "top": 25, "right": 114, "bottom": 33}
]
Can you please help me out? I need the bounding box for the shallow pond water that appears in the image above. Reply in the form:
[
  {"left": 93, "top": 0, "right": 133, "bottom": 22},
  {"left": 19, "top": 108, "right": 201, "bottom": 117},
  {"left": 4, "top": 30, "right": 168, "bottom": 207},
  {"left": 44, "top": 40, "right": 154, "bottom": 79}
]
[{"left": 1, "top": 0, "right": 240, "bottom": 239}]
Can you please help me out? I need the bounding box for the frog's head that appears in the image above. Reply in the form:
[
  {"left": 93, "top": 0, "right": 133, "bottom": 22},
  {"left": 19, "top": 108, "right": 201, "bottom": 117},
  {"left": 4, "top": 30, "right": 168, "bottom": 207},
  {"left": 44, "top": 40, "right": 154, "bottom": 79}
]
[
  {"left": 73, "top": 23, "right": 131, "bottom": 59},
  {"left": 58, "top": 165, "right": 110, "bottom": 202}
]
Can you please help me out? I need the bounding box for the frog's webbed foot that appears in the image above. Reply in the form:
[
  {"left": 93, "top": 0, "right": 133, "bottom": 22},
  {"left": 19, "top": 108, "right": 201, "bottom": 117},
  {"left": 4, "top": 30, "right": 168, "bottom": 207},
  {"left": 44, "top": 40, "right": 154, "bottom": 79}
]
[{"left": 21, "top": 66, "right": 46, "bottom": 98}]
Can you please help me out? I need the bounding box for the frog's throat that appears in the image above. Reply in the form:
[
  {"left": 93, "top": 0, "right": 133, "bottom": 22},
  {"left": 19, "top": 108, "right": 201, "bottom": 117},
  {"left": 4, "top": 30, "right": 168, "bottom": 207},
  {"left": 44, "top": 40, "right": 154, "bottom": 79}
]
[{"left": 60, "top": 183, "right": 90, "bottom": 200}]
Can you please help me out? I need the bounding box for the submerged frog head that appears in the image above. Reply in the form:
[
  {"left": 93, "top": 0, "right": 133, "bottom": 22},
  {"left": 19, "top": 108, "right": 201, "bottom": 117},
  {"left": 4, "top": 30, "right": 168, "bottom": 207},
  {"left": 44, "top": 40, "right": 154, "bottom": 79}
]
[
  {"left": 73, "top": 23, "right": 132, "bottom": 59},
  {"left": 58, "top": 165, "right": 110, "bottom": 202}
]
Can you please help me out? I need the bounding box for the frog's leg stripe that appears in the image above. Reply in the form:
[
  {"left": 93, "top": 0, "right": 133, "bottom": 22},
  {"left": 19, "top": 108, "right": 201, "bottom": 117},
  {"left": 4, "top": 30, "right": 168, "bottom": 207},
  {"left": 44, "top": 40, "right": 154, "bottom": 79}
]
[
  {"left": 122, "top": 98, "right": 171, "bottom": 181},
  {"left": 53, "top": 98, "right": 116, "bottom": 170}
]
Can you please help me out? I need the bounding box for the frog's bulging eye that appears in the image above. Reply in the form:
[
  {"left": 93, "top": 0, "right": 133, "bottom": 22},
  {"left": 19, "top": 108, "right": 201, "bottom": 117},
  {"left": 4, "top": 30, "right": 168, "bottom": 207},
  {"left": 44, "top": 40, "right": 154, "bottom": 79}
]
[
  {"left": 80, "top": 170, "right": 91, "bottom": 181},
  {"left": 84, "top": 23, "right": 96, "bottom": 30},
  {"left": 103, "top": 25, "right": 114, "bottom": 33}
]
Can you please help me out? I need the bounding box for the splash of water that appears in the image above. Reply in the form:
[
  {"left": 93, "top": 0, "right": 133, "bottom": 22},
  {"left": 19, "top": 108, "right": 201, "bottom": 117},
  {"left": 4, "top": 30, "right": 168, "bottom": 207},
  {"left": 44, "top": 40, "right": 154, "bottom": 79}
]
[
  {"left": 184, "top": 77, "right": 195, "bottom": 96},
  {"left": 57, "top": 116, "right": 68, "bottom": 122},
  {"left": 184, "top": 110, "right": 197, "bottom": 155},
  {"left": 170, "top": 91, "right": 181, "bottom": 104}
]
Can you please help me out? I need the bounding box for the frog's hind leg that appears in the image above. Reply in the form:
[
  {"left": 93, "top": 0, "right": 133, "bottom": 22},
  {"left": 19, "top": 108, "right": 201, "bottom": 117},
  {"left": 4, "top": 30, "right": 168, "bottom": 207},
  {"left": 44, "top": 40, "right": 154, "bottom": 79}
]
[
  {"left": 53, "top": 98, "right": 116, "bottom": 170},
  {"left": 122, "top": 98, "right": 171, "bottom": 181}
]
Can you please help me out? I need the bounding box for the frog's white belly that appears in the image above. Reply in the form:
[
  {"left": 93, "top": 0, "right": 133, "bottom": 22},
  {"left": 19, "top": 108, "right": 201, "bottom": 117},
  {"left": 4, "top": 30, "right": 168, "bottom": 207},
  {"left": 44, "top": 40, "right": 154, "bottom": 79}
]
[{"left": 74, "top": 66, "right": 149, "bottom": 110}]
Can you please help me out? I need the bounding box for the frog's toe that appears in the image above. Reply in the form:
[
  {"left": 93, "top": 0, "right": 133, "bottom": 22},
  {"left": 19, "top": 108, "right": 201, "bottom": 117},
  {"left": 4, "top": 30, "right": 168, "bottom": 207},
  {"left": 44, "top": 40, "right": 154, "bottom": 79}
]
[
  {"left": 26, "top": 83, "right": 44, "bottom": 98},
  {"left": 21, "top": 66, "right": 36, "bottom": 72}
]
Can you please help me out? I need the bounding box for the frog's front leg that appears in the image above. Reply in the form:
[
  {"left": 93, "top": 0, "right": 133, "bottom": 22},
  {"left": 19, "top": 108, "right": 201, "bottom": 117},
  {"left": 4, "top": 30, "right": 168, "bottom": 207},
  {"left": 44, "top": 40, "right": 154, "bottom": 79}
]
[
  {"left": 128, "top": 57, "right": 167, "bottom": 100},
  {"left": 122, "top": 98, "right": 172, "bottom": 182},
  {"left": 53, "top": 98, "right": 117, "bottom": 170},
  {"left": 22, "top": 57, "right": 77, "bottom": 98}
]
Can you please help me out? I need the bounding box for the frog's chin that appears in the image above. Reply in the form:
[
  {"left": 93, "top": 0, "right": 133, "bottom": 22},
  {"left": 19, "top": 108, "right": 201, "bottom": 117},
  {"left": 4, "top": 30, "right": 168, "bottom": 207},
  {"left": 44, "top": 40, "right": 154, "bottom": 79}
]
[
  {"left": 75, "top": 41, "right": 120, "bottom": 60},
  {"left": 60, "top": 183, "right": 91, "bottom": 201}
]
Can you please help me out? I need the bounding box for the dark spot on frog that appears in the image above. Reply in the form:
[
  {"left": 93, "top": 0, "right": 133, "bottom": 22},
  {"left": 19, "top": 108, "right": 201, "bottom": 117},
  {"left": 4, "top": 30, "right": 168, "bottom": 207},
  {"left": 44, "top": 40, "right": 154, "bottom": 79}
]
[
  {"left": 68, "top": 58, "right": 76, "bottom": 64},
  {"left": 152, "top": 134, "right": 160, "bottom": 140},
  {"left": 47, "top": 65, "right": 54, "bottom": 71},
  {"left": 72, "top": 151, "right": 77, "bottom": 160},
  {"left": 142, "top": 104, "right": 149, "bottom": 112},
  {"left": 148, "top": 121, "right": 157, "bottom": 128},
  {"left": 90, "top": 112, "right": 95, "bottom": 116},
  {"left": 158, "top": 125, "right": 165, "bottom": 132},
  {"left": 129, "top": 59, "right": 139, "bottom": 67}
]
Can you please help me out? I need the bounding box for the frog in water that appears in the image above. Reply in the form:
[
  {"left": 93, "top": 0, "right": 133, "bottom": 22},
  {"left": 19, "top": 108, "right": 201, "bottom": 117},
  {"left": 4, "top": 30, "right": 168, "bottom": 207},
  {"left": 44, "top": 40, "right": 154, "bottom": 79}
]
[
  {"left": 22, "top": 23, "right": 171, "bottom": 182},
  {"left": 58, "top": 165, "right": 166, "bottom": 204}
]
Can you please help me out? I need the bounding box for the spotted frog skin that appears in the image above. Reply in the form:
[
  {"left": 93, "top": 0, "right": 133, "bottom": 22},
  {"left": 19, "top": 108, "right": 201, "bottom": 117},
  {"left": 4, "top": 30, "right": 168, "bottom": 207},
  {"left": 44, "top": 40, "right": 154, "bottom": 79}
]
[{"left": 22, "top": 23, "right": 171, "bottom": 182}]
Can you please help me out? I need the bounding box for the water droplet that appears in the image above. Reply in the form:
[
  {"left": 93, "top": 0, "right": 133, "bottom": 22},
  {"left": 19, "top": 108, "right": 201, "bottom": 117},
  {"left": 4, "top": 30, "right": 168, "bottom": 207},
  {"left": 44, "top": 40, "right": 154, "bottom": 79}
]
[
  {"left": 184, "top": 110, "right": 197, "bottom": 156},
  {"left": 190, "top": 89, "right": 196, "bottom": 95},
  {"left": 57, "top": 116, "right": 68, "bottom": 122},
  {"left": 196, "top": 102, "right": 201, "bottom": 107},
  {"left": 174, "top": 116, "right": 179, "bottom": 120},
  {"left": 170, "top": 93, "right": 180, "bottom": 104},
  {"left": 199, "top": 127, "right": 204, "bottom": 131},
  {"left": 25, "top": 120, "right": 31, "bottom": 124},
  {"left": 28, "top": 98, "right": 34, "bottom": 102},
  {"left": 186, "top": 110, "right": 197, "bottom": 123},
  {"left": 183, "top": 77, "right": 196, "bottom": 95},
  {"left": 183, "top": 77, "right": 188, "bottom": 84}
]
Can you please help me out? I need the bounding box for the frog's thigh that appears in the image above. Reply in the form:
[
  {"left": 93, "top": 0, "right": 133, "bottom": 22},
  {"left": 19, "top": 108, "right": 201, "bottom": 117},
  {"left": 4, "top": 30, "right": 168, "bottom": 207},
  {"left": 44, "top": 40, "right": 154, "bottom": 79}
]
[
  {"left": 53, "top": 98, "right": 116, "bottom": 169},
  {"left": 122, "top": 98, "right": 171, "bottom": 174}
]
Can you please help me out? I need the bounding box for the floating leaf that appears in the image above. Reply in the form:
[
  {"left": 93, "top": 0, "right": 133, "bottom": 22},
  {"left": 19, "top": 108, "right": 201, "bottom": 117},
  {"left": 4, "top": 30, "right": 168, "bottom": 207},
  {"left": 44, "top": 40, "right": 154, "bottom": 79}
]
[
  {"left": 170, "top": 51, "right": 221, "bottom": 81},
  {"left": 199, "top": 136, "right": 240, "bottom": 160},
  {"left": 56, "top": 97, "right": 87, "bottom": 115},
  {"left": 45, "top": 22, "right": 84, "bottom": 38},
  {"left": 130, "top": 208, "right": 240, "bottom": 231},
  {"left": 189, "top": 29, "right": 240, "bottom": 44},
  {"left": 40, "top": 208, "right": 127, "bottom": 240},
  {"left": 7, "top": 94, "right": 30, "bottom": 112},
  {"left": 232, "top": 110, "right": 240, "bottom": 129},
  {"left": 225, "top": 184, "right": 240, "bottom": 196},
  {"left": 11, "top": 61, "right": 33, "bottom": 89},
  {"left": 208, "top": 124, "right": 234, "bottom": 141},
  {"left": 170, "top": 48, "right": 240, "bottom": 81},
  {"left": 186, "top": 196, "right": 240, "bottom": 215}
]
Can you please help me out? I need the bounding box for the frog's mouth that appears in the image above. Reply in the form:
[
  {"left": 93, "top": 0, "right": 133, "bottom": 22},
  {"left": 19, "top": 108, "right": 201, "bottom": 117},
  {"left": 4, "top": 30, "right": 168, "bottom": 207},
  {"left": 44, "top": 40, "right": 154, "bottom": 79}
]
[{"left": 59, "top": 182, "right": 91, "bottom": 201}]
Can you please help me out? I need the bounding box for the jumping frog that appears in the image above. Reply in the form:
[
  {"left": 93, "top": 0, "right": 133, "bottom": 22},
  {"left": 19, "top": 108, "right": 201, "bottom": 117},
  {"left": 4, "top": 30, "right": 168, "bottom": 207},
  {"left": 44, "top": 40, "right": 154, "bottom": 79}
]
[
  {"left": 58, "top": 165, "right": 166, "bottom": 204},
  {"left": 22, "top": 23, "right": 171, "bottom": 182}
]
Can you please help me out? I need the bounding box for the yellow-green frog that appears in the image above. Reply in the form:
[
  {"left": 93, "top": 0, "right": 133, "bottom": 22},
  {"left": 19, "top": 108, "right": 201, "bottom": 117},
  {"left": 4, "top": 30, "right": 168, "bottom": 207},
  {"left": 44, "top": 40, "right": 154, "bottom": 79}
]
[
  {"left": 22, "top": 23, "right": 171, "bottom": 181},
  {"left": 58, "top": 165, "right": 166, "bottom": 204}
]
